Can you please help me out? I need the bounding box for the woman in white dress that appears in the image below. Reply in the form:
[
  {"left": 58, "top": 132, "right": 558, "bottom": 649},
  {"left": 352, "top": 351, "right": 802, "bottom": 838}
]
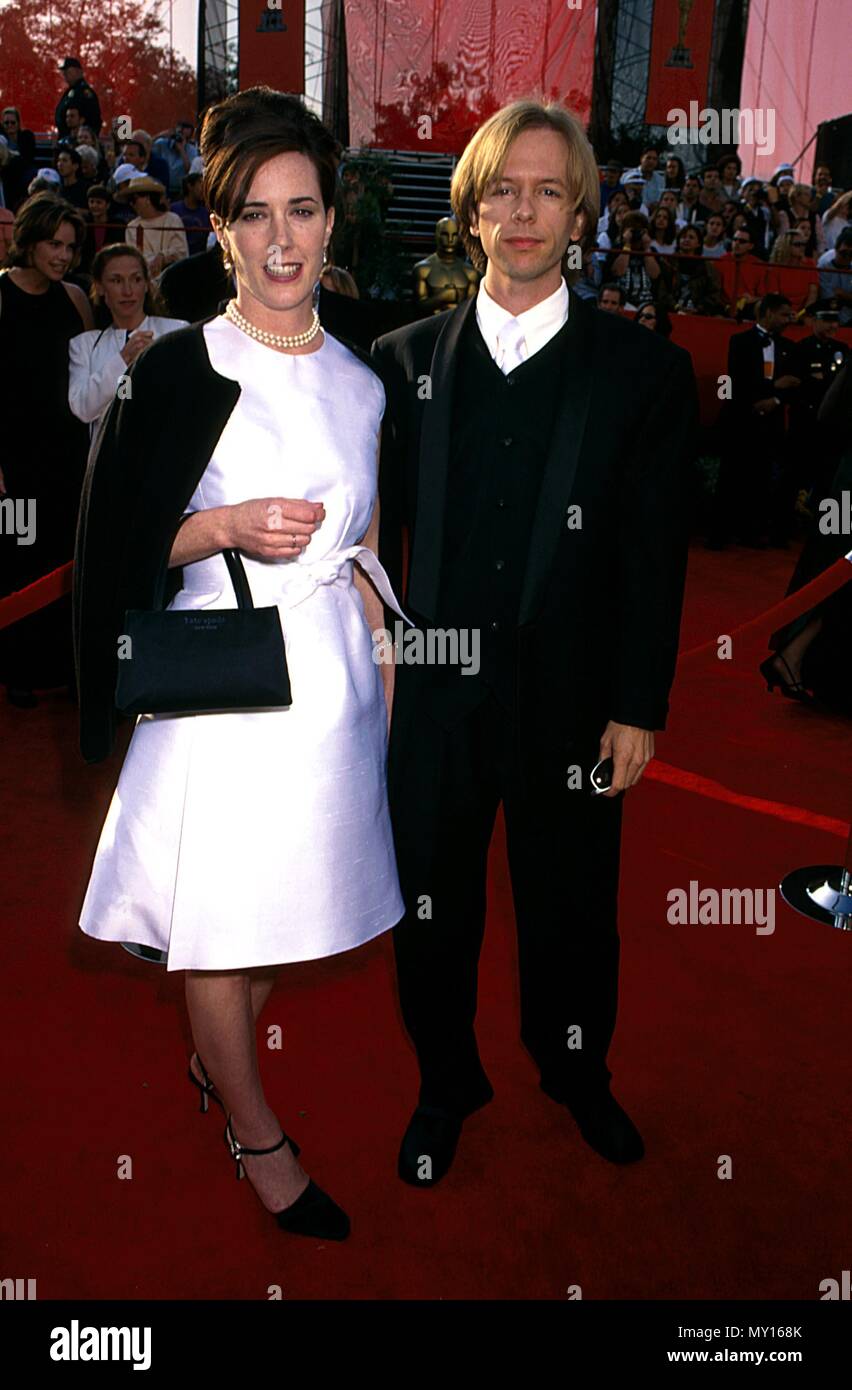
[
  {"left": 75, "top": 89, "right": 407, "bottom": 1242},
  {"left": 68, "top": 243, "right": 187, "bottom": 436}
]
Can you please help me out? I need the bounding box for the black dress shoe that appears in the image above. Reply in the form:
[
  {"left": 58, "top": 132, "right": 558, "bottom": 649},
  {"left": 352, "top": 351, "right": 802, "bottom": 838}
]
[
  {"left": 549, "top": 1084, "right": 645, "bottom": 1164},
  {"left": 398, "top": 1086, "right": 493, "bottom": 1188},
  {"left": 398, "top": 1106, "right": 464, "bottom": 1187}
]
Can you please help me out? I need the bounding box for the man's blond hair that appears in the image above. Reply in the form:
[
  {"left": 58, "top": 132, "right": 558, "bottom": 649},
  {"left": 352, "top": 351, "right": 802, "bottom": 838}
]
[{"left": 450, "top": 98, "right": 600, "bottom": 273}]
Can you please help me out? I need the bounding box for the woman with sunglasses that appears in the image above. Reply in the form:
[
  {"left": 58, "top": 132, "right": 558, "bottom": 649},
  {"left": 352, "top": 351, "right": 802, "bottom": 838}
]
[
  {"left": 636, "top": 301, "right": 672, "bottom": 336},
  {"left": 768, "top": 231, "right": 819, "bottom": 316}
]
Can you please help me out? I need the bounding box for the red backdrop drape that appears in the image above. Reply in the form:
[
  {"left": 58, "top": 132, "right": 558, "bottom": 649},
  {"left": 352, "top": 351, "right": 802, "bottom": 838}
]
[{"left": 343, "top": 0, "right": 596, "bottom": 152}]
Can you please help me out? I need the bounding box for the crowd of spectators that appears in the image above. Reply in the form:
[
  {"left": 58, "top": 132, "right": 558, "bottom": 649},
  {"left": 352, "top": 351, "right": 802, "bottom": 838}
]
[
  {"left": 0, "top": 57, "right": 211, "bottom": 276},
  {"left": 571, "top": 146, "right": 852, "bottom": 325},
  {"left": 2, "top": 75, "right": 850, "bottom": 325},
  {"left": 0, "top": 64, "right": 850, "bottom": 711}
]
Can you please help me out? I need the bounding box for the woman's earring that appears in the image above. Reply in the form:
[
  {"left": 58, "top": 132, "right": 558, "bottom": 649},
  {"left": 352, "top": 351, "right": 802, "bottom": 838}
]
[
  {"left": 322, "top": 245, "right": 329, "bottom": 268},
  {"left": 221, "top": 243, "right": 233, "bottom": 272}
]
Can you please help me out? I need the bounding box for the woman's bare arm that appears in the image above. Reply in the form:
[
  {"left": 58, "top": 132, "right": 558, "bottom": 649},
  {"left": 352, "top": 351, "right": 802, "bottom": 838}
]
[{"left": 168, "top": 498, "right": 325, "bottom": 567}]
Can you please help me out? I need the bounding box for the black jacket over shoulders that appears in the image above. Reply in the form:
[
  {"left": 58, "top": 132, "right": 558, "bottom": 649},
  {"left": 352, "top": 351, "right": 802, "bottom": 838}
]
[
  {"left": 73, "top": 321, "right": 238, "bottom": 762},
  {"left": 371, "top": 290, "right": 699, "bottom": 748}
]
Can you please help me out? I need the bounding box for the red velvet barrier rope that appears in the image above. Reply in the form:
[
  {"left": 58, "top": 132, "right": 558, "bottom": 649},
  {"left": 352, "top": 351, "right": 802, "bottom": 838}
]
[
  {"left": 0, "top": 560, "right": 73, "bottom": 631},
  {"left": 679, "top": 554, "right": 852, "bottom": 664}
]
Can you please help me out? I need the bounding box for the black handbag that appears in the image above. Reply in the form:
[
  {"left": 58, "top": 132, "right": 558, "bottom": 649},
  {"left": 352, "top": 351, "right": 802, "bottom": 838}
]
[{"left": 115, "top": 548, "right": 292, "bottom": 716}]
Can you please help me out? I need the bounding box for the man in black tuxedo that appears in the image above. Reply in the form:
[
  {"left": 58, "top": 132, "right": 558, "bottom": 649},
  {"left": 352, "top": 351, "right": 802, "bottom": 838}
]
[
  {"left": 709, "top": 293, "right": 798, "bottom": 548},
  {"left": 371, "top": 100, "right": 698, "bottom": 1186}
]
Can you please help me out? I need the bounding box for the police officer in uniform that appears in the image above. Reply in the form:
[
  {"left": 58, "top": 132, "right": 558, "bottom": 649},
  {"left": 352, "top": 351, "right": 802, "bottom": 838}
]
[
  {"left": 55, "top": 57, "right": 102, "bottom": 140},
  {"left": 787, "top": 299, "right": 848, "bottom": 496}
]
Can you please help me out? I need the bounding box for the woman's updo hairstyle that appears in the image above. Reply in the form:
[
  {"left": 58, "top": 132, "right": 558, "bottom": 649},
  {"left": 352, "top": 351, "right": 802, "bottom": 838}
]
[{"left": 200, "top": 87, "right": 342, "bottom": 224}]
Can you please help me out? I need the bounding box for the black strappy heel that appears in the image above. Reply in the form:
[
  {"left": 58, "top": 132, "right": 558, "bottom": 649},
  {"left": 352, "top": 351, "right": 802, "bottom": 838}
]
[
  {"left": 190, "top": 1053, "right": 301, "bottom": 1156},
  {"left": 223, "top": 1115, "right": 348, "bottom": 1241},
  {"left": 759, "top": 654, "right": 815, "bottom": 703},
  {"left": 187, "top": 1052, "right": 225, "bottom": 1114}
]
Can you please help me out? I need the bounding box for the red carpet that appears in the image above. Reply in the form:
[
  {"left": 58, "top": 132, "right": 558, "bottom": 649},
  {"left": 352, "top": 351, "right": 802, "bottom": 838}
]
[{"left": 2, "top": 542, "right": 850, "bottom": 1300}]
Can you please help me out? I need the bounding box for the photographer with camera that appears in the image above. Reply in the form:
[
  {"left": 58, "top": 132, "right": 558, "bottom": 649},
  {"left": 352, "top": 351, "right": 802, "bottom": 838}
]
[
  {"left": 604, "top": 211, "right": 670, "bottom": 310},
  {"left": 152, "top": 120, "right": 199, "bottom": 198}
]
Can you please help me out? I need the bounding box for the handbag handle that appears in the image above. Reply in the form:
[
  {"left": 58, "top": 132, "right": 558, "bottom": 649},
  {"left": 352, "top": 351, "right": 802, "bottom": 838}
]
[
  {"left": 153, "top": 514, "right": 255, "bottom": 611},
  {"left": 221, "top": 548, "right": 254, "bottom": 610}
]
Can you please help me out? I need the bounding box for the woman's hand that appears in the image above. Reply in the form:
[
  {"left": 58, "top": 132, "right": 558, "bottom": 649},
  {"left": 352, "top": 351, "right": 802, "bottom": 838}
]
[
  {"left": 225, "top": 497, "right": 325, "bottom": 560},
  {"left": 168, "top": 498, "right": 325, "bottom": 568},
  {"left": 120, "top": 329, "right": 154, "bottom": 367}
]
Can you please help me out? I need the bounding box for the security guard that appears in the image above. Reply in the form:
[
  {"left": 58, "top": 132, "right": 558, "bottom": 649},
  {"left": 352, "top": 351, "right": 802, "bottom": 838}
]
[
  {"left": 55, "top": 57, "right": 102, "bottom": 140},
  {"left": 789, "top": 300, "right": 848, "bottom": 425},
  {"left": 787, "top": 299, "right": 848, "bottom": 494}
]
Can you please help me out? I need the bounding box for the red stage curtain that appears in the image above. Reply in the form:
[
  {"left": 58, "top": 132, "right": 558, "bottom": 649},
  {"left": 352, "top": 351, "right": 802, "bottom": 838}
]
[
  {"left": 343, "top": 0, "right": 596, "bottom": 152},
  {"left": 239, "top": 0, "right": 305, "bottom": 92}
]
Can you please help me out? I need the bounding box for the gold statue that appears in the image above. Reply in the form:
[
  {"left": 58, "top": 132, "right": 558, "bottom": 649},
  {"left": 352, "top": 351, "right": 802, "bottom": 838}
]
[
  {"left": 666, "top": 0, "right": 695, "bottom": 67},
  {"left": 677, "top": 0, "right": 694, "bottom": 47},
  {"left": 413, "top": 216, "right": 479, "bottom": 313}
]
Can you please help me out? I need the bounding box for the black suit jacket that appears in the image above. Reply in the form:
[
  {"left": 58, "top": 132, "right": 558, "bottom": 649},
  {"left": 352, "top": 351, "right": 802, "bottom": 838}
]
[
  {"left": 371, "top": 290, "right": 699, "bottom": 747},
  {"left": 726, "top": 326, "right": 795, "bottom": 415}
]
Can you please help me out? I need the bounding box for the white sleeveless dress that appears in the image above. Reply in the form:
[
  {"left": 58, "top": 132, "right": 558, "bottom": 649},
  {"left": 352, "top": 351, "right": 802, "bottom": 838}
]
[{"left": 78, "top": 315, "right": 406, "bottom": 972}]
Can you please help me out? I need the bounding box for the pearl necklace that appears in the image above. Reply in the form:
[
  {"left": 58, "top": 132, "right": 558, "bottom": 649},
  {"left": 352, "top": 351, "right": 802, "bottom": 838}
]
[{"left": 225, "top": 299, "right": 322, "bottom": 350}]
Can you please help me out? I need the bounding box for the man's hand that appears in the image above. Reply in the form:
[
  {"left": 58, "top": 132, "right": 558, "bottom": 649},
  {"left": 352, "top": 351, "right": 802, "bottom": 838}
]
[{"left": 598, "top": 720, "right": 655, "bottom": 796}]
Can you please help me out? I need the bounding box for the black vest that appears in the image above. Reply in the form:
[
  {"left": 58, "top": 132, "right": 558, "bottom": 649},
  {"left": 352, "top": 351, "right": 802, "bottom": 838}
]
[{"left": 437, "top": 309, "right": 569, "bottom": 710}]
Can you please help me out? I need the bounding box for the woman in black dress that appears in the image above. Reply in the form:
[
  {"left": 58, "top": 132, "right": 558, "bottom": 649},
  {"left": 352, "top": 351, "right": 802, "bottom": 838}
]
[
  {"left": 0, "top": 193, "right": 92, "bottom": 706},
  {"left": 762, "top": 360, "right": 852, "bottom": 713}
]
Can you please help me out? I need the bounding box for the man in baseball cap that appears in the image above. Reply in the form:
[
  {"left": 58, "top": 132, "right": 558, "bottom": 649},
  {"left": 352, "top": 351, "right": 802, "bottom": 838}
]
[{"left": 55, "top": 57, "right": 102, "bottom": 140}]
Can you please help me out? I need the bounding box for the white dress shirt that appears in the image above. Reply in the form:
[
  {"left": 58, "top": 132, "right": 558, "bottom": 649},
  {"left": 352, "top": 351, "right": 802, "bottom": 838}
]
[
  {"left": 755, "top": 323, "right": 775, "bottom": 374},
  {"left": 475, "top": 275, "right": 570, "bottom": 370},
  {"left": 69, "top": 315, "right": 188, "bottom": 432}
]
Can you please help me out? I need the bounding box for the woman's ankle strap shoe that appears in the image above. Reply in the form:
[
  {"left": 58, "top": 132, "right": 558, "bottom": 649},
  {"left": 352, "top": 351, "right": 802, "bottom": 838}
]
[
  {"left": 224, "top": 1114, "right": 300, "bottom": 1177},
  {"left": 223, "top": 1117, "right": 346, "bottom": 1239}
]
